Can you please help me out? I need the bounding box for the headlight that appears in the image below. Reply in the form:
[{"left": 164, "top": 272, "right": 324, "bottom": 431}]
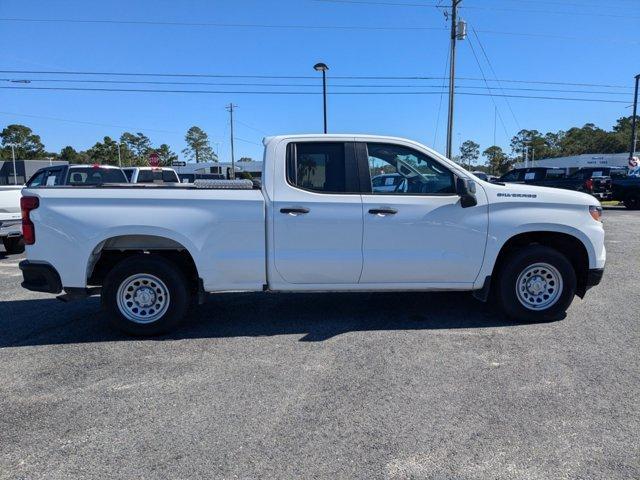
[{"left": 589, "top": 205, "right": 603, "bottom": 222}]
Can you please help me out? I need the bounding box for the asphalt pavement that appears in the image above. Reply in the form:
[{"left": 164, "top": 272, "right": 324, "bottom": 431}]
[{"left": 0, "top": 207, "right": 638, "bottom": 479}]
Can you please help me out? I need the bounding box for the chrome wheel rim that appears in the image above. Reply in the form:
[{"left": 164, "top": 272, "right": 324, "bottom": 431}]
[
  {"left": 116, "top": 273, "right": 170, "bottom": 324},
  {"left": 515, "top": 262, "right": 563, "bottom": 311}
]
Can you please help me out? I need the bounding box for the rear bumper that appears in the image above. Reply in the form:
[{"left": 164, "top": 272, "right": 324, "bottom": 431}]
[
  {"left": 585, "top": 268, "right": 604, "bottom": 290},
  {"left": 0, "top": 220, "right": 21, "bottom": 238},
  {"left": 19, "top": 260, "right": 62, "bottom": 294}
]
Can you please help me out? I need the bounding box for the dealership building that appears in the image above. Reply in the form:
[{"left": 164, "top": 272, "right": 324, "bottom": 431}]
[{"left": 514, "top": 152, "right": 635, "bottom": 173}]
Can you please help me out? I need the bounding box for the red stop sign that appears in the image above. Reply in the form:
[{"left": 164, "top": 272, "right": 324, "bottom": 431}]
[{"left": 149, "top": 152, "right": 160, "bottom": 166}]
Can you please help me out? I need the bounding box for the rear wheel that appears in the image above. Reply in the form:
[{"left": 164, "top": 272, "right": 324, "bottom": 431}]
[
  {"left": 497, "top": 245, "right": 577, "bottom": 322},
  {"left": 102, "top": 255, "right": 189, "bottom": 335},
  {"left": 2, "top": 237, "right": 25, "bottom": 255}
]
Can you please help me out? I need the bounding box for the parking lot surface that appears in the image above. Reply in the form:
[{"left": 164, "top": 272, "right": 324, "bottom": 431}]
[{"left": 0, "top": 208, "right": 638, "bottom": 479}]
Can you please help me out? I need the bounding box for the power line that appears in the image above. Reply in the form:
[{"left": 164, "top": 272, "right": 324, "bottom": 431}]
[
  {"left": 0, "top": 110, "right": 179, "bottom": 133},
  {"left": 0, "top": 85, "right": 629, "bottom": 103},
  {"left": 0, "top": 17, "right": 636, "bottom": 45},
  {"left": 433, "top": 47, "right": 450, "bottom": 148},
  {"left": 1, "top": 78, "right": 630, "bottom": 95},
  {"left": 0, "top": 70, "right": 631, "bottom": 89},
  {"left": 314, "top": 0, "right": 640, "bottom": 19},
  {"left": 470, "top": 27, "right": 520, "bottom": 130},
  {"left": 466, "top": 36, "right": 510, "bottom": 139},
  {"left": 0, "top": 17, "right": 445, "bottom": 31}
]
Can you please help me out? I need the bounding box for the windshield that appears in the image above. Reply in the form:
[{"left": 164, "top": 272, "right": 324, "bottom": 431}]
[{"left": 68, "top": 167, "right": 127, "bottom": 185}]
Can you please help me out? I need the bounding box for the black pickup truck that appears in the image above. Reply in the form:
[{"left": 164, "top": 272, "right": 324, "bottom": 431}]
[
  {"left": 612, "top": 176, "right": 640, "bottom": 209},
  {"left": 498, "top": 167, "right": 614, "bottom": 199}
]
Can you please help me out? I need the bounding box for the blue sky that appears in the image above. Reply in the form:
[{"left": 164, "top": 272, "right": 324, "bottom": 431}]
[{"left": 0, "top": 0, "right": 638, "bottom": 163}]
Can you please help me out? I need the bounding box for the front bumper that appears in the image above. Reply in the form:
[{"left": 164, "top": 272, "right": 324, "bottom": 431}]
[{"left": 19, "top": 260, "right": 62, "bottom": 294}]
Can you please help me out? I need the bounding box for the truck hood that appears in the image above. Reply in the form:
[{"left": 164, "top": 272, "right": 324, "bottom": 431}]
[{"left": 482, "top": 181, "right": 599, "bottom": 207}]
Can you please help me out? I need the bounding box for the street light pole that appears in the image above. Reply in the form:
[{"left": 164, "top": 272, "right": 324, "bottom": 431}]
[
  {"left": 630, "top": 74, "right": 640, "bottom": 161},
  {"left": 314, "top": 62, "right": 329, "bottom": 134},
  {"left": 9, "top": 143, "right": 18, "bottom": 185},
  {"left": 226, "top": 103, "right": 238, "bottom": 179}
]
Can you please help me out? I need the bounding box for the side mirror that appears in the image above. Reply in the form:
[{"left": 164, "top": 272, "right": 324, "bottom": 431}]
[{"left": 456, "top": 176, "right": 477, "bottom": 208}]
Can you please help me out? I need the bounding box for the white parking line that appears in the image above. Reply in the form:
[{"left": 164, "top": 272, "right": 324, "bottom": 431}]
[{"left": 0, "top": 262, "right": 21, "bottom": 268}]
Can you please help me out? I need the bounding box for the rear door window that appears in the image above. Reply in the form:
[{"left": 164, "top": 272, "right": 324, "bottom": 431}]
[{"left": 287, "top": 142, "right": 357, "bottom": 193}]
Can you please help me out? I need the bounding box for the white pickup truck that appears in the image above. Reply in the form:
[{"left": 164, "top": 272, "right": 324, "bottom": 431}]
[
  {"left": 19, "top": 134, "right": 605, "bottom": 335},
  {"left": 0, "top": 185, "right": 24, "bottom": 254}
]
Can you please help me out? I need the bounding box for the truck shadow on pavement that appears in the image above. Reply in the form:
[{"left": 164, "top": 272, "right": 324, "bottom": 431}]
[{"left": 0, "top": 291, "right": 550, "bottom": 348}]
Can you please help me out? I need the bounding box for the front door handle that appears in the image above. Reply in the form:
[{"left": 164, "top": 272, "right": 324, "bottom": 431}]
[
  {"left": 280, "top": 207, "right": 310, "bottom": 215},
  {"left": 368, "top": 208, "right": 397, "bottom": 215}
]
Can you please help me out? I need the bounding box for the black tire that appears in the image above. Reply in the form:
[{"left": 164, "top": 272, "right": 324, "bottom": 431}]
[
  {"left": 102, "top": 255, "right": 190, "bottom": 336},
  {"left": 496, "top": 245, "right": 577, "bottom": 322},
  {"left": 623, "top": 194, "right": 640, "bottom": 210},
  {"left": 2, "top": 237, "right": 25, "bottom": 255}
]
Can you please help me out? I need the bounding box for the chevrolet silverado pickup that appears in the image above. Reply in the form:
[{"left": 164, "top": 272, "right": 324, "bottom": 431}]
[
  {"left": 0, "top": 185, "right": 23, "bottom": 254},
  {"left": 19, "top": 135, "right": 606, "bottom": 335}
]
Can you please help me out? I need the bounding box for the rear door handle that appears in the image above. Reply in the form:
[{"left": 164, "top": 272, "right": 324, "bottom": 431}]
[
  {"left": 280, "top": 207, "right": 310, "bottom": 215},
  {"left": 368, "top": 208, "right": 397, "bottom": 215}
]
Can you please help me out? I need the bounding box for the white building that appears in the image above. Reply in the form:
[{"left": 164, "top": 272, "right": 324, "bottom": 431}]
[{"left": 515, "top": 152, "right": 635, "bottom": 173}]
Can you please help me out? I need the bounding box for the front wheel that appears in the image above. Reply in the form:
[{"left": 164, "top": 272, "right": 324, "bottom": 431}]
[
  {"left": 496, "top": 245, "right": 577, "bottom": 322},
  {"left": 102, "top": 255, "right": 190, "bottom": 335}
]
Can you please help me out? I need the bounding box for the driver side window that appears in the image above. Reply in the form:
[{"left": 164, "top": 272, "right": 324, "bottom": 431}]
[{"left": 366, "top": 143, "right": 455, "bottom": 195}]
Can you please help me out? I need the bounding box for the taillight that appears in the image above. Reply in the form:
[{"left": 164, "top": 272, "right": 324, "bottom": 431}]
[
  {"left": 584, "top": 178, "right": 593, "bottom": 192},
  {"left": 21, "top": 196, "right": 39, "bottom": 245}
]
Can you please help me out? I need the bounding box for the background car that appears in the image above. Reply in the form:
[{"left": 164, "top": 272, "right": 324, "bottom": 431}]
[
  {"left": 27, "top": 164, "right": 128, "bottom": 186},
  {"left": 123, "top": 167, "right": 180, "bottom": 184}
]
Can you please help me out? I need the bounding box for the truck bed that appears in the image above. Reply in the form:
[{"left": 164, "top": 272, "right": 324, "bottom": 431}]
[{"left": 23, "top": 185, "right": 267, "bottom": 291}]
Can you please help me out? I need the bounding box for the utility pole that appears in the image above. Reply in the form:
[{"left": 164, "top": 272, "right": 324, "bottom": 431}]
[
  {"left": 523, "top": 145, "right": 529, "bottom": 168},
  {"left": 630, "top": 74, "right": 640, "bottom": 161},
  {"left": 446, "top": 0, "right": 464, "bottom": 160},
  {"left": 226, "top": 103, "right": 238, "bottom": 179},
  {"left": 117, "top": 142, "right": 122, "bottom": 168}
]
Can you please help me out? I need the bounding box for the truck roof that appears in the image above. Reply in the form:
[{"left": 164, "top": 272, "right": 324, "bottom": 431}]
[{"left": 263, "top": 134, "right": 432, "bottom": 145}]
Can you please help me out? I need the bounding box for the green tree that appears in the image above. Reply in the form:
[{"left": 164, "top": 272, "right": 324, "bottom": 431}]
[
  {"left": 154, "top": 144, "right": 178, "bottom": 166},
  {"left": 459, "top": 140, "right": 480, "bottom": 169},
  {"left": 120, "top": 132, "right": 151, "bottom": 165},
  {"left": 238, "top": 157, "right": 254, "bottom": 162},
  {"left": 0, "top": 124, "right": 46, "bottom": 160},
  {"left": 483, "top": 145, "right": 512, "bottom": 175},
  {"left": 182, "top": 126, "right": 216, "bottom": 163},
  {"left": 59, "top": 146, "right": 80, "bottom": 163},
  {"left": 86, "top": 136, "right": 120, "bottom": 165}
]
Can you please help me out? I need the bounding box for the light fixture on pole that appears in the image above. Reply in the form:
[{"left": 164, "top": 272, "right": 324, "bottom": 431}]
[{"left": 313, "top": 62, "right": 329, "bottom": 134}]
